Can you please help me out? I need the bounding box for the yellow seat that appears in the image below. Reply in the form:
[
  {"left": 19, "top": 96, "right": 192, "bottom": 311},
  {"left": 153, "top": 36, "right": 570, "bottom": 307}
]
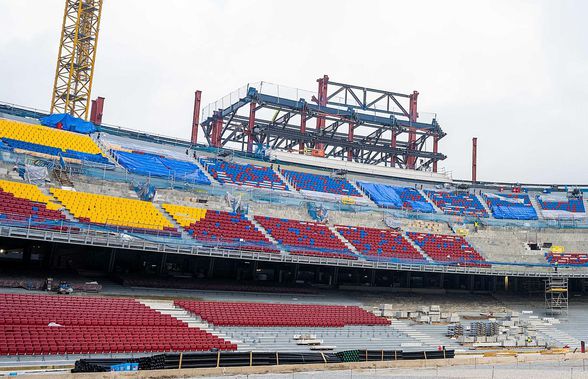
[
  {"left": 51, "top": 188, "right": 174, "bottom": 230},
  {"left": 0, "top": 119, "right": 104, "bottom": 156},
  {"left": 0, "top": 180, "right": 60, "bottom": 210},
  {"left": 162, "top": 204, "right": 207, "bottom": 227}
]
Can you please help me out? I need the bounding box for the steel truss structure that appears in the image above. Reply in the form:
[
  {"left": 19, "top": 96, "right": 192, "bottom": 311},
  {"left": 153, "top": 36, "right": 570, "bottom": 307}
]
[
  {"left": 198, "top": 76, "right": 446, "bottom": 171},
  {"left": 50, "top": 0, "right": 103, "bottom": 119}
]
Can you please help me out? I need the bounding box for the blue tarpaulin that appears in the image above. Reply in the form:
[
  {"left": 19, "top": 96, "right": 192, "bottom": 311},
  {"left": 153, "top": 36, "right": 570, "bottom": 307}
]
[
  {"left": 358, "top": 181, "right": 434, "bottom": 213},
  {"left": 114, "top": 150, "right": 211, "bottom": 185},
  {"left": 491, "top": 205, "right": 537, "bottom": 220},
  {"left": 40, "top": 113, "right": 97, "bottom": 134}
]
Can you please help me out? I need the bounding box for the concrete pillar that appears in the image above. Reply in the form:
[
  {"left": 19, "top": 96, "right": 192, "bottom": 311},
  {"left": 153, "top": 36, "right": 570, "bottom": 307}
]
[
  {"left": 207, "top": 258, "right": 215, "bottom": 279},
  {"left": 370, "top": 270, "right": 376, "bottom": 287},
  {"left": 159, "top": 253, "right": 167, "bottom": 274},
  {"left": 439, "top": 273, "right": 445, "bottom": 289},
  {"left": 406, "top": 272, "right": 411, "bottom": 288},
  {"left": 469, "top": 275, "right": 475, "bottom": 291},
  {"left": 333, "top": 267, "right": 339, "bottom": 286},
  {"left": 108, "top": 249, "right": 117, "bottom": 273},
  {"left": 293, "top": 264, "right": 299, "bottom": 281},
  {"left": 492, "top": 276, "right": 497, "bottom": 292}
]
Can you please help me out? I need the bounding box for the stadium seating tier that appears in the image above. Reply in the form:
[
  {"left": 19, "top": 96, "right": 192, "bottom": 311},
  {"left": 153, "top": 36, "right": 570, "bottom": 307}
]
[
  {"left": 200, "top": 158, "right": 288, "bottom": 190},
  {"left": 0, "top": 294, "right": 236, "bottom": 355},
  {"left": 254, "top": 216, "right": 357, "bottom": 259},
  {"left": 281, "top": 170, "right": 360, "bottom": 197},
  {"left": 175, "top": 301, "right": 390, "bottom": 327},
  {"left": 425, "top": 190, "right": 488, "bottom": 218},
  {"left": 407, "top": 232, "right": 489, "bottom": 267}
]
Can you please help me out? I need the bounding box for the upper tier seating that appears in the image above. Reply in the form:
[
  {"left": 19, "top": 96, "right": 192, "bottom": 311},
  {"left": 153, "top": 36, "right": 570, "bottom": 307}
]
[
  {"left": 281, "top": 170, "right": 360, "bottom": 196},
  {"left": 0, "top": 294, "right": 235, "bottom": 355},
  {"left": 175, "top": 301, "right": 389, "bottom": 327},
  {"left": 406, "top": 232, "right": 490, "bottom": 267},
  {"left": 0, "top": 180, "right": 65, "bottom": 224},
  {"left": 357, "top": 181, "right": 434, "bottom": 212},
  {"left": 51, "top": 188, "right": 178, "bottom": 235},
  {"left": 537, "top": 196, "right": 585, "bottom": 213},
  {"left": 336, "top": 225, "right": 426, "bottom": 262},
  {"left": 162, "top": 204, "right": 279, "bottom": 253},
  {"left": 199, "top": 158, "right": 288, "bottom": 190},
  {"left": 0, "top": 119, "right": 109, "bottom": 164},
  {"left": 483, "top": 193, "right": 538, "bottom": 220},
  {"left": 113, "top": 151, "right": 210, "bottom": 185},
  {"left": 545, "top": 252, "right": 588, "bottom": 266},
  {"left": 254, "top": 216, "right": 357, "bottom": 260},
  {"left": 424, "top": 190, "right": 488, "bottom": 217}
]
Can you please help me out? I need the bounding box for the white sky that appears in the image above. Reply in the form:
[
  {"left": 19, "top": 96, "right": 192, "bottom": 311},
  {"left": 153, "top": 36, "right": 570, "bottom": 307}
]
[{"left": 0, "top": 0, "right": 586, "bottom": 184}]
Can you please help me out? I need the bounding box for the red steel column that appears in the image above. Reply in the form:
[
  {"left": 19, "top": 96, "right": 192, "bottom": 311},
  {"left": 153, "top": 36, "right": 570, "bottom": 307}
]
[
  {"left": 407, "top": 90, "right": 419, "bottom": 169},
  {"left": 191, "top": 91, "right": 202, "bottom": 145},
  {"left": 433, "top": 135, "right": 439, "bottom": 173},
  {"left": 247, "top": 102, "right": 256, "bottom": 153},
  {"left": 316, "top": 75, "right": 329, "bottom": 150},
  {"left": 390, "top": 130, "right": 397, "bottom": 167},
  {"left": 299, "top": 107, "right": 306, "bottom": 153},
  {"left": 90, "top": 96, "right": 105, "bottom": 125},
  {"left": 347, "top": 122, "right": 354, "bottom": 161},
  {"left": 472, "top": 137, "right": 478, "bottom": 182}
]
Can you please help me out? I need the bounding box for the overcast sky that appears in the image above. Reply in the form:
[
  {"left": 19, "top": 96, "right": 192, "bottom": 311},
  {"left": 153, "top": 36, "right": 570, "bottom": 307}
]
[{"left": 0, "top": 0, "right": 586, "bottom": 184}]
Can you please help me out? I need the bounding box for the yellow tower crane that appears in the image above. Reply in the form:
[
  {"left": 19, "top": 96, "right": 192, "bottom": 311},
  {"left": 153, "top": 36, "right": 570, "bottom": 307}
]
[{"left": 50, "top": 0, "right": 104, "bottom": 120}]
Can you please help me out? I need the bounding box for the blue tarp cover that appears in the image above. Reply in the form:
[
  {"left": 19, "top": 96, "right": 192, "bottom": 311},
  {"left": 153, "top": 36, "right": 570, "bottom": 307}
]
[
  {"left": 491, "top": 205, "right": 537, "bottom": 220},
  {"left": 40, "top": 113, "right": 97, "bottom": 134},
  {"left": 358, "top": 181, "right": 434, "bottom": 213},
  {"left": 114, "top": 151, "right": 210, "bottom": 185}
]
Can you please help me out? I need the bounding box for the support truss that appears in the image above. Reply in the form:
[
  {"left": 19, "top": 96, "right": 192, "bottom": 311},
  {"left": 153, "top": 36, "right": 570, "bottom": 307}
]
[
  {"left": 50, "top": 0, "right": 103, "bottom": 120},
  {"left": 200, "top": 77, "right": 446, "bottom": 171}
]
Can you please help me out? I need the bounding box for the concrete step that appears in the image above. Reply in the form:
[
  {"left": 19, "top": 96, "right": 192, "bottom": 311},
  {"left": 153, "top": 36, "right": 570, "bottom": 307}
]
[
  {"left": 39, "top": 186, "right": 77, "bottom": 222},
  {"left": 476, "top": 193, "right": 495, "bottom": 219},
  {"left": 139, "top": 300, "right": 247, "bottom": 349},
  {"left": 246, "top": 215, "right": 285, "bottom": 254},
  {"left": 327, "top": 224, "right": 361, "bottom": 256},
  {"left": 528, "top": 195, "right": 545, "bottom": 220},
  {"left": 401, "top": 231, "right": 433, "bottom": 263},
  {"left": 192, "top": 156, "right": 219, "bottom": 185},
  {"left": 154, "top": 203, "right": 189, "bottom": 239},
  {"left": 417, "top": 188, "right": 443, "bottom": 213}
]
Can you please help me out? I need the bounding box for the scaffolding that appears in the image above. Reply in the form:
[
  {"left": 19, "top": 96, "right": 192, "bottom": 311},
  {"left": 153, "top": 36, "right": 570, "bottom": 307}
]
[{"left": 545, "top": 277, "right": 568, "bottom": 316}]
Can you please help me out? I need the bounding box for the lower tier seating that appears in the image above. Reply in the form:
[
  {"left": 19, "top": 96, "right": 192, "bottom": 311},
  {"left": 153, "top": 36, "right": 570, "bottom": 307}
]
[
  {"left": 51, "top": 188, "right": 179, "bottom": 236},
  {"left": 254, "top": 216, "right": 357, "bottom": 259},
  {"left": 545, "top": 252, "right": 588, "bottom": 266},
  {"left": 162, "top": 204, "right": 279, "bottom": 253},
  {"left": 406, "top": 232, "right": 490, "bottom": 267},
  {"left": 0, "top": 294, "right": 236, "bottom": 355},
  {"left": 336, "top": 225, "right": 426, "bottom": 262},
  {"left": 0, "top": 180, "right": 64, "bottom": 225},
  {"left": 175, "top": 301, "right": 390, "bottom": 327}
]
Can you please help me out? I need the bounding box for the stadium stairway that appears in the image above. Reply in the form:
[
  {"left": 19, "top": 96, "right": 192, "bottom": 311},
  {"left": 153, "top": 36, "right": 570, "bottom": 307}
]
[
  {"left": 192, "top": 156, "right": 219, "bottom": 185},
  {"left": 476, "top": 193, "right": 495, "bottom": 219},
  {"left": 38, "top": 186, "right": 77, "bottom": 222},
  {"left": 245, "top": 214, "right": 284, "bottom": 253},
  {"left": 156, "top": 203, "right": 192, "bottom": 240},
  {"left": 92, "top": 135, "right": 121, "bottom": 169},
  {"left": 389, "top": 320, "right": 447, "bottom": 349},
  {"left": 273, "top": 169, "right": 292, "bottom": 191},
  {"left": 528, "top": 196, "right": 545, "bottom": 220},
  {"left": 138, "top": 300, "right": 246, "bottom": 349},
  {"left": 533, "top": 322, "right": 582, "bottom": 348},
  {"left": 327, "top": 224, "right": 361, "bottom": 256},
  {"left": 400, "top": 230, "right": 434, "bottom": 263},
  {"left": 417, "top": 188, "right": 442, "bottom": 213}
]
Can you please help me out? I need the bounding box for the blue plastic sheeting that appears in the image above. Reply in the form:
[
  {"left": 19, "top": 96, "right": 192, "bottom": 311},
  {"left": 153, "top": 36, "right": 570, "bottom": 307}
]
[
  {"left": 114, "top": 151, "right": 210, "bottom": 185},
  {"left": 358, "top": 181, "right": 434, "bottom": 213},
  {"left": 491, "top": 205, "right": 537, "bottom": 220},
  {"left": 40, "top": 113, "right": 97, "bottom": 134}
]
